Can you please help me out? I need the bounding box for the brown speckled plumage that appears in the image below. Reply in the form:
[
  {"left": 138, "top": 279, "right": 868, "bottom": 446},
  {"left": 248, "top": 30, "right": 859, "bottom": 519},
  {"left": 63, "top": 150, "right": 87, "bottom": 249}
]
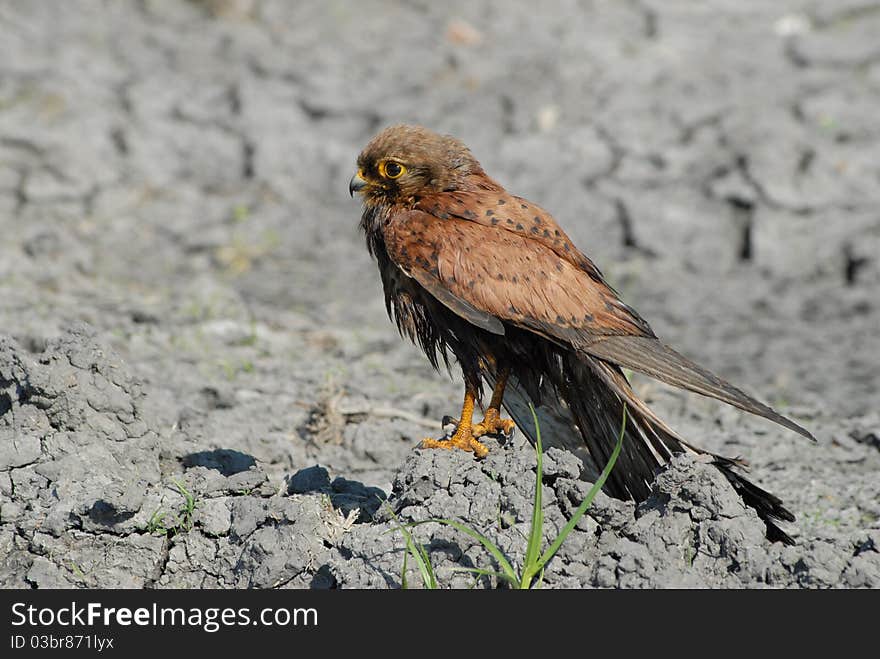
[{"left": 351, "top": 124, "right": 814, "bottom": 544}]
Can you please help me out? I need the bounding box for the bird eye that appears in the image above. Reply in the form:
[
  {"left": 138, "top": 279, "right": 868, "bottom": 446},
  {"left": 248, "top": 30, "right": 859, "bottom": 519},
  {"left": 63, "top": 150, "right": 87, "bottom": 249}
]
[{"left": 380, "top": 161, "right": 405, "bottom": 179}]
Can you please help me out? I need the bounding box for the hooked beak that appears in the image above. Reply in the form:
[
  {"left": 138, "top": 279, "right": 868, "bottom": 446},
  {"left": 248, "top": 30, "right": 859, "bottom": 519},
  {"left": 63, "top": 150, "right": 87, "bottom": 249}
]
[{"left": 349, "top": 171, "right": 367, "bottom": 197}]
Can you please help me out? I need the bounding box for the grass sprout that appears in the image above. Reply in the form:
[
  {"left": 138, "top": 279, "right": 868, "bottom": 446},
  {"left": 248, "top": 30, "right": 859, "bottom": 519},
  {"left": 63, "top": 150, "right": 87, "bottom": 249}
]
[{"left": 392, "top": 404, "right": 626, "bottom": 588}]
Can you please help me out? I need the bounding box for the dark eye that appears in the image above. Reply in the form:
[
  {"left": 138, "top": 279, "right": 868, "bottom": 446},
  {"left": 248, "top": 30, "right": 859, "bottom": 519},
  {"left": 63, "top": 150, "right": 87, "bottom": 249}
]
[{"left": 381, "top": 161, "right": 405, "bottom": 179}]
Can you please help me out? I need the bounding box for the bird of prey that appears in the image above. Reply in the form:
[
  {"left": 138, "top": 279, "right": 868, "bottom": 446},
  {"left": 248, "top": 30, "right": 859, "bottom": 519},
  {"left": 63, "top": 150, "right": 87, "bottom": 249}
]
[{"left": 349, "top": 124, "right": 814, "bottom": 544}]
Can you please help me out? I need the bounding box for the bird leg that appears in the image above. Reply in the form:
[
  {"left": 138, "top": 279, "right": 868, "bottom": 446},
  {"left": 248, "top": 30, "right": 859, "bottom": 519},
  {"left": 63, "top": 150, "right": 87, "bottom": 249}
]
[
  {"left": 421, "top": 386, "right": 489, "bottom": 458},
  {"left": 472, "top": 367, "right": 516, "bottom": 438},
  {"left": 441, "top": 368, "right": 516, "bottom": 442}
]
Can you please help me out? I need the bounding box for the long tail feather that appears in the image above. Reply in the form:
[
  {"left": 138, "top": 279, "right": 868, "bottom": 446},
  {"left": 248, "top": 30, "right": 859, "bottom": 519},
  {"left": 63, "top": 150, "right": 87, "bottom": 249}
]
[
  {"left": 584, "top": 336, "right": 815, "bottom": 441},
  {"left": 715, "top": 463, "right": 795, "bottom": 544},
  {"left": 489, "top": 350, "right": 798, "bottom": 545},
  {"left": 596, "top": 358, "right": 798, "bottom": 544}
]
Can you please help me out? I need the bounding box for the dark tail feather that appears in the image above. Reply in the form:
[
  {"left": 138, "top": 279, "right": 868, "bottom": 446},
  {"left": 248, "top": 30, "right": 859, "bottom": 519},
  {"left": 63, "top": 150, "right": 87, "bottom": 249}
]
[
  {"left": 492, "top": 355, "right": 673, "bottom": 501},
  {"left": 597, "top": 357, "right": 799, "bottom": 545},
  {"left": 557, "top": 355, "right": 663, "bottom": 501},
  {"left": 584, "top": 336, "right": 815, "bottom": 442},
  {"left": 489, "top": 371, "right": 603, "bottom": 477},
  {"left": 715, "top": 462, "right": 796, "bottom": 545},
  {"left": 489, "top": 351, "right": 797, "bottom": 544}
]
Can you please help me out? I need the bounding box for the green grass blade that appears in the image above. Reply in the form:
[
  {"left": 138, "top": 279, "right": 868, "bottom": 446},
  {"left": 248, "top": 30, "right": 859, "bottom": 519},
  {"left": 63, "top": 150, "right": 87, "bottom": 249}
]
[
  {"left": 424, "top": 518, "right": 519, "bottom": 585},
  {"left": 401, "top": 549, "right": 409, "bottom": 590},
  {"left": 384, "top": 506, "right": 437, "bottom": 589},
  {"left": 413, "top": 537, "right": 437, "bottom": 589},
  {"left": 402, "top": 525, "right": 435, "bottom": 589},
  {"left": 521, "top": 403, "right": 545, "bottom": 588},
  {"left": 534, "top": 566, "right": 545, "bottom": 589},
  {"left": 534, "top": 404, "right": 627, "bottom": 574}
]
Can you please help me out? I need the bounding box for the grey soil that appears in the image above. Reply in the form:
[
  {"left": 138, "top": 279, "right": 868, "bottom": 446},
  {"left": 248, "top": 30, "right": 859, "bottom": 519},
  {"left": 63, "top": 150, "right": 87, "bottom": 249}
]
[{"left": 1, "top": 0, "right": 878, "bottom": 588}]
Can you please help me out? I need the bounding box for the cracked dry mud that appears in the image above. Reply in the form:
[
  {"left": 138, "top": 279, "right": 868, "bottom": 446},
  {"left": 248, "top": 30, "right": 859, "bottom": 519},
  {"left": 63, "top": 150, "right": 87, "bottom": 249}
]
[{"left": 1, "top": 1, "right": 878, "bottom": 588}]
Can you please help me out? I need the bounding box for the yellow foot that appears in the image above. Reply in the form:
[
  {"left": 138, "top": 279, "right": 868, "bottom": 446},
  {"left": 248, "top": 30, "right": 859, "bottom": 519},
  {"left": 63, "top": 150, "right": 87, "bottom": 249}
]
[
  {"left": 420, "top": 428, "right": 489, "bottom": 459},
  {"left": 472, "top": 408, "right": 516, "bottom": 438},
  {"left": 444, "top": 408, "right": 516, "bottom": 439}
]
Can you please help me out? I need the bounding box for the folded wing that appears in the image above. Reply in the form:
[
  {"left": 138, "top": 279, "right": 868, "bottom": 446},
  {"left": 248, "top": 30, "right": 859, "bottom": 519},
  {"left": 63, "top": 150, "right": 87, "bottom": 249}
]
[{"left": 383, "top": 208, "right": 813, "bottom": 442}]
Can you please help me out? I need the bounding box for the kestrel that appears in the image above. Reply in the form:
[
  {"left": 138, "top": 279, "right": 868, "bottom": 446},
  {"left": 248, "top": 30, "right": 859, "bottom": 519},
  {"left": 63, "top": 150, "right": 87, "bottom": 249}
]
[{"left": 350, "top": 124, "right": 814, "bottom": 544}]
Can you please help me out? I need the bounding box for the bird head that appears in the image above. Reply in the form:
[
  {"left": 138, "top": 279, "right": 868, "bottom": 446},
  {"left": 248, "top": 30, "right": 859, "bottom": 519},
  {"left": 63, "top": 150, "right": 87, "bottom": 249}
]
[{"left": 349, "top": 124, "right": 488, "bottom": 205}]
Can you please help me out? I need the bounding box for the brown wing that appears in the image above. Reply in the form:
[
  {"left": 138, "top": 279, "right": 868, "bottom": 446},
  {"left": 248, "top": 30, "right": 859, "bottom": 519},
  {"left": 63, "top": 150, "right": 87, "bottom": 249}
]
[
  {"left": 383, "top": 208, "right": 815, "bottom": 442},
  {"left": 383, "top": 209, "right": 649, "bottom": 346},
  {"left": 414, "top": 188, "right": 655, "bottom": 337},
  {"left": 415, "top": 189, "right": 605, "bottom": 280}
]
